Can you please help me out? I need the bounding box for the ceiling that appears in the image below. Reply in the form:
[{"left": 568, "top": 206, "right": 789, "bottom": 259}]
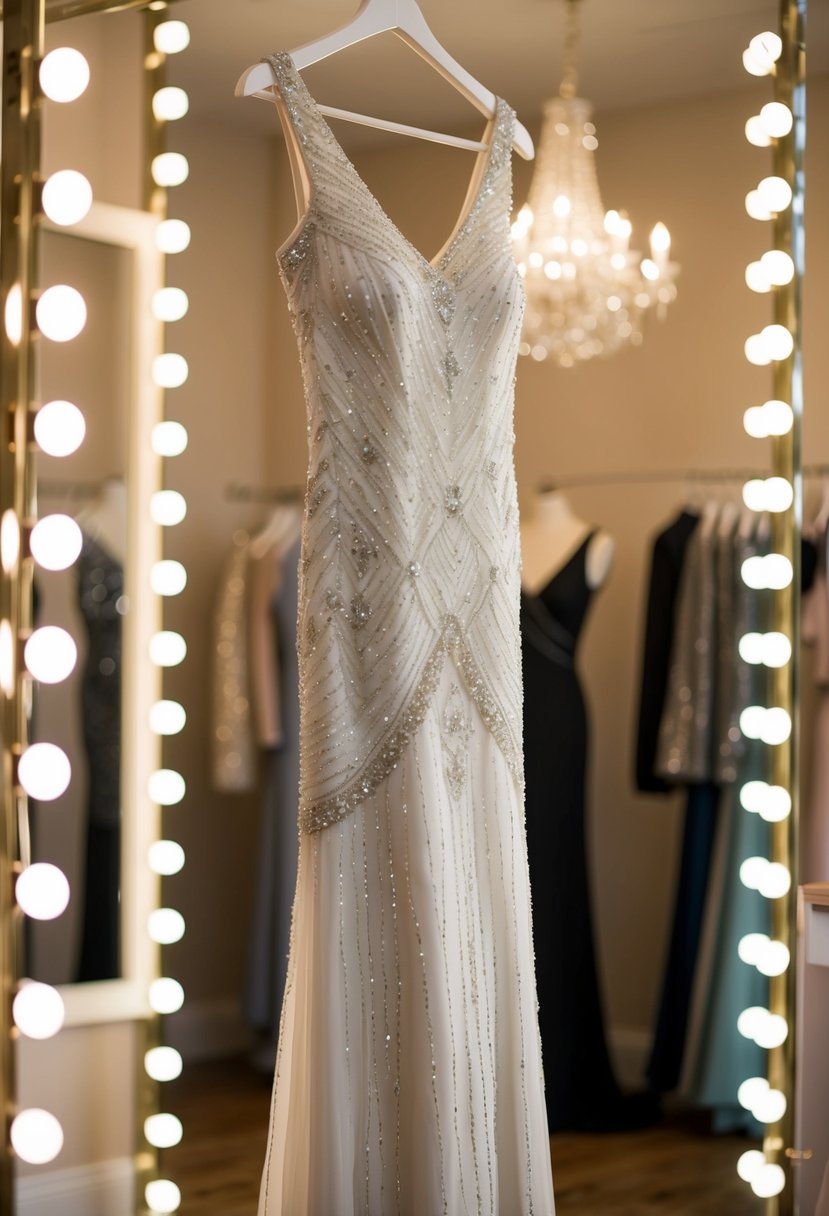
[{"left": 171, "top": 0, "right": 828, "bottom": 142}]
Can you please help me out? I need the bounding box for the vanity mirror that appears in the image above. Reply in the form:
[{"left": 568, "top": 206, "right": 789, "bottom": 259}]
[{"left": 1, "top": 1, "right": 825, "bottom": 1214}]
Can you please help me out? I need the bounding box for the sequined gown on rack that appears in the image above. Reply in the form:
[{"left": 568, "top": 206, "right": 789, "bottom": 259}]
[{"left": 256, "top": 53, "right": 555, "bottom": 1216}]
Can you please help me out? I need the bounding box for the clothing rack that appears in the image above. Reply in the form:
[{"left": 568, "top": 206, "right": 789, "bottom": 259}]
[
  {"left": 224, "top": 482, "right": 305, "bottom": 505},
  {"left": 538, "top": 462, "right": 829, "bottom": 493},
  {"left": 38, "top": 476, "right": 120, "bottom": 499}
]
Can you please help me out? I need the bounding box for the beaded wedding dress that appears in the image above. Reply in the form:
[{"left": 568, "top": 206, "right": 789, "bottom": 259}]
[{"left": 257, "top": 51, "right": 555, "bottom": 1216}]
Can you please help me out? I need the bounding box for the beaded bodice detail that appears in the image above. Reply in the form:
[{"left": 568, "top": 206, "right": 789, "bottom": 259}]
[{"left": 267, "top": 52, "right": 524, "bottom": 833}]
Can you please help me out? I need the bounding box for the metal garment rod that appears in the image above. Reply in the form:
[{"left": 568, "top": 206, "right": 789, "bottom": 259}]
[{"left": 537, "top": 463, "right": 829, "bottom": 492}]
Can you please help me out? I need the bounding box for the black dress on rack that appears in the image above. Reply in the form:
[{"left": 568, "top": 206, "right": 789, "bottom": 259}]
[{"left": 521, "top": 532, "right": 627, "bottom": 1131}]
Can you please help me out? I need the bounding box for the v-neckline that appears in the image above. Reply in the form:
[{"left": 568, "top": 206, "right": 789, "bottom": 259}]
[{"left": 277, "top": 52, "right": 506, "bottom": 284}]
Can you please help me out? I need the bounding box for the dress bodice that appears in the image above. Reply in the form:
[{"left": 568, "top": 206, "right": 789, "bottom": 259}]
[{"left": 266, "top": 52, "right": 525, "bottom": 832}]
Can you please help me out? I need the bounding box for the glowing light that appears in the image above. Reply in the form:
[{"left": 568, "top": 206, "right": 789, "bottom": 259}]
[
  {"left": 144, "top": 1114, "right": 183, "bottom": 1149},
  {"left": 761, "top": 323, "right": 794, "bottom": 361},
  {"left": 754, "top": 1088, "right": 787, "bottom": 1125},
  {"left": 39, "top": 48, "right": 89, "bottom": 103},
  {"left": 737, "top": 1076, "right": 769, "bottom": 1111},
  {"left": 745, "top": 190, "right": 773, "bottom": 221},
  {"left": 149, "top": 630, "right": 187, "bottom": 666},
  {"left": 150, "top": 559, "right": 187, "bottom": 597},
  {"left": 18, "top": 742, "right": 71, "bottom": 801},
  {"left": 745, "top": 261, "right": 770, "bottom": 293},
  {"left": 149, "top": 977, "right": 185, "bottom": 1014},
  {"left": 15, "top": 864, "right": 70, "bottom": 920},
  {"left": 13, "top": 982, "right": 65, "bottom": 1039},
  {"left": 10, "top": 1110, "right": 64, "bottom": 1164},
  {"left": 153, "top": 20, "right": 191, "bottom": 54},
  {"left": 151, "top": 421, "right": 188, "bottom": 456},
  {"left": 24, "top": 626, "right": 77, "bottom": 684},
  {"left": 737, "top": 1149, "right": 766, "bottom": 1183},
  {"left": 41, "top": 170, "right": 93, "bottom": 226},
  {"left": 759, "top": 101, "right": 793, "bottom": 138},
  {"left": 756, "top": 939, "right": 790, "bottom": 977},
  {"left": 151, "top": 153, "right": 189, "bottom": 188},
  {"left": 152, "top": 86, "right": 189, "bottom": 122},
  {"left": 145, "top": 1047, "right": 183, "bottom": 1083},
  {"left": 742, "top": 48, "right": 771, "bottom": 77},
  {"left": 749, "top": 32, "right": 782, "bottom": 64},
  {"left": 146, "top": 1180, "right": 182, "bottom": 1214},
  {"left": 152, "top": 353, "right": 189, "bottom": 389},
  {"left": 148, "top": 840, "right": 185, "bottom": 876},
  {"left": 150, "top": 490, "right": 187, "bottom": 527},
  {"left": 760, "top": 250, "right": 795, "bottom": 286},
  {"left": 148, "top": 909, "right": 186, "bottom": 945},
  {"left": 36, "top": 285, "right": 86, "bottom": 342},
  {"left": 751, "top": 1163, "right": 786, "bottom": 1198},
  {"left": 30, "top": 514, "right": 83, "bottom": 571},
  {"left": 738, "top": 933, "right": 768, "bottom": 966},
  {"left": 756, "top": 176, "right": 792, "bottom": 212},
  {"left": 744, "top": 333, "right": 770, "bottom": 366},
  {"left": 152, "top": 287, "right": 189, "bottom": 323},
  {"left": 156, "top": 219, "right": 191, "bottom": 254},
  {"left": 34, "top": 400, "right": 86, "bottom": 456},
  {"left": 149, "top": 700, "right": 186, "bottom": 736},
  {"left": 148, "top": 768, "right": 186, "bottom": 806},
  {"left": 745, "top": 116, "right": 771, "bottom": 147}
]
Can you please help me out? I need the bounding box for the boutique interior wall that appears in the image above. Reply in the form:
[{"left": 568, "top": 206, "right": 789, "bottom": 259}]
[{"left": 17, "top": 2, "right": 829, "bottom": 1189}]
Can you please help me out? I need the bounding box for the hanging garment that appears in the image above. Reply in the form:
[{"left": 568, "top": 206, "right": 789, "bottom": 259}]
[
  {"left": 521, "top": 533, "right": 628, "bottom": 1132},
  {"left": 212, "top": 537, "right": 257, "bottom": 792},
  {"left": 245, "top": 536, "right": 302, "bottom": 1065},
  {"left": 257, "top": 53, "right": 554, "bottom": 1216},
  {"left": 75, "top": 532, "right": 123, "bottom": 982}
]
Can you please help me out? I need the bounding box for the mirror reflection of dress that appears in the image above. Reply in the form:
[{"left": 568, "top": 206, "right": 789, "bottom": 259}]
[{"left": 520, "top": 503, "right": 628, "bottom": 1131}]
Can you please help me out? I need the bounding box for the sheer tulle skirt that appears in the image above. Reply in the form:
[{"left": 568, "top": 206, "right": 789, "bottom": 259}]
[{"left": 258, "top": 663, "right": 554, "bottom": 1216}]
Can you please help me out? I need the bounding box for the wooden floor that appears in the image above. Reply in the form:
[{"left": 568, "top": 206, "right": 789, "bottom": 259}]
[{"left": 165, "top": 1058, "right": 758, "bottom": 1215}]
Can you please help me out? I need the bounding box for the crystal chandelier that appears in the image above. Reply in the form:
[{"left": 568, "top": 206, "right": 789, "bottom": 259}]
[{"left": 512, "top": 0, "right": 679, "bottom": 367}]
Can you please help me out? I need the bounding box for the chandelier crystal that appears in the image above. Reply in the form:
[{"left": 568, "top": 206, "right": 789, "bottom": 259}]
[{"left": 513, "top": 0, "right": 679, "bottom": 367}]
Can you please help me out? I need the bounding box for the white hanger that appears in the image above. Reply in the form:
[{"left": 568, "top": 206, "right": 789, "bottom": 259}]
[{"left": 235, "top": 0, "right": 534, "bottom": 160}]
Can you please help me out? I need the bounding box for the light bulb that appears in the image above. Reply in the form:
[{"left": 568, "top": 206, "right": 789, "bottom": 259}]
[
  {"left": 34, "top": 400, "right": 86, "bottom": 456},
  {"left": 30, "top": 513, "right": 83, "bottom": 571},
  {"left": 152, "top": 287, "right": 189, "bottom": 323},
  {"left": 150, "top": 559, "right": 187, "bottom": 596},
  {"left": 740, "top": 780, "right": 767, "bottom": 813},
  {"left": 744, "top": 333, "right": 770, "bottom": 366},
  {"left": 650, "top": 222, "right": 670, "bottom": 258},
  {"left": 16, "top": 863, "right": 70, "bottom": 920},
  {"left": 39, "top": 48, "right": 89, "bottom": 103},
  {"left": 24, "top": 626, "right": 77, "bottom": 684},
  {"left": 737, "top": 1006, "right": 767, "bottom": 1040},
  {"left": 149, "top": 630, "right": 187, "bottom": 666},
  {"left": 757, "top": 939, "right": 790, "bottom": 976},
  {"left": 148, "top": 840, "right": 185, "bottom": 876},
  {"left": 738, "top": 933, "right": 768, "bottom": 965},
  {"left": 5, "top": 283, "right": 22, "bottom": 345},
  {"left": 528, "top": 251, "right": 543, "bottom": 269},
  {"left": 749, "top": 32, "right": 782, "bottom": 64},
  {"left": 761, "top": 323, "right": 794, "bottom": 361},
  {"left": 36, "top": 285, "right": 87, "bottom": 342},
  {"left": 552, "top": 194, "right": 571, "bottom": 218},
  {"left": 13, "top": 981, "right": 65, "bottom": 1039},
  {"left": 761, "top": 707, "right": 792, "bottom": 745},
  {"left": 739, "top": 856, "right": 767, "bottom": 890},
  {"left": 745, "top": 261, "right": 770, "bottom": 293},
  {"left": 10, "top": 1109, "right": 64, "bottom": 1164},
  {"left": 760, "top": 102, "right": 793, "bottom": 138},
  {"left": 764, "top": 477, "right": 793, "bottom": 512},
  {"left": 156, "top": 219, "right": 191, "bottom": 254},
  {"left": 144, "top": 1113, "right": 183, "bottom": 1149},
  {"left": 150, "top": 490, "right": 187, "bottom": 527},
  {"left": 738, "top": 633, "right": 763, "bottom": 664},
  {"left": 18, "top": 742, "right": 71, "bottom": 801},
  {"left": 148, "top": 768, "right": 186, "bottom": 806},
  {"left": 152, "top": 353, "right": 189, "bottom": 388},
  {"left": 757, "top": 176, "right": 793, "bottom": 212},
  {"left": 146, "top": 1180, "right": 182, "bottom": 1214},
  {"left": 742, "top": 479, "right": 766, "bottom": 511},
  {"left": 737, "top": 1149, "right": 766, "bottom": 1182},
  {"left": 756, "top": 1014, "right": 788, "bottom": 1049},
  {"left": 149, "top": 700, "right": 186, "bottom": 736},
  {"left": 763, "top": 399, "right": 794, "bottom": 435},
  {"left": 148, "top": 908, "right": 186, "bottom": 945},
  {"left": 145, "top": 1046, "right": 183, "bottom": 1082},
  {"left": 764, "top": 554, "right": 793, "bottom": 589},
  {"left": 743, "top": 406, "right": 767, "bottom": 440},
  {"left": 742, "top": 47, "right": 770, "bottom": 77},
  {"left": 745, "top": 191, "right": 772, "bottom": 222},
  {"left": 153, "top": 20, "right": 191, "bottom": 54},
  {"left": 751, "top": 1163, "right": 786, "bottom": 1198},
  {"left": 151, "top": 153, "right": 189, "bottom": 188},
  {"left": 745, "top": 116, "right": 771, "bottom": 147},
  {"left": 760, "top": 250, "right": 795, "bottom": 286},
  {"left": 762, "top": 632, "right": 792, "bottom": 667},
  {"left": 41, "top": 170, "right": 93, "bottom": 226},
  {"left": 738, "top": 1076, "right": 768, "bottom": 1111},
  {"left": 759, "top": 863, "right": 791, "bottom": 900},
  {"left": 543, "top": 261, "right": 562, "bottom": 280},
  {"left": 1, "top": 510, "right": 20, "bottom": 573},
  {"left": 152, "top": 86, "right": 189, "bottom": 122},
  {"left": 149, "top": 977, "right": 185, "bottom": 1014},
  {"left": 0, "top": 619, "right": 13, "bottom": 696},
  {"left": 739, "top": 706, "right": 765, "bottom": 738},
  {"left": 761, "top": 785, "right": 792, "bottom": 822},
  {"left": 151, "top": 420, "right": 188, "bottom": 456},
  {"left": 754, "top": 1088, "right": 787, "bottom": 1124},
  {"left": 640, "top": 259, "right": 659, "bottom": 282}
]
